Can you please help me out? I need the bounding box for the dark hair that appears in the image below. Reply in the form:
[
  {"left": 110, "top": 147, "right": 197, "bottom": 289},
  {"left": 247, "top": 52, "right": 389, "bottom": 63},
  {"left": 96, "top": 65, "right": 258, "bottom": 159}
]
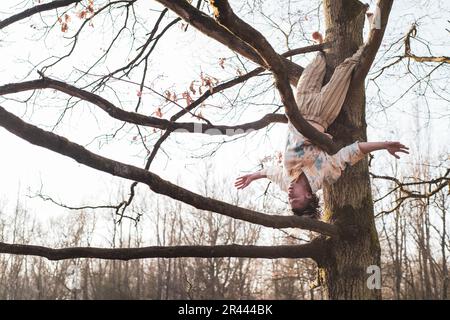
[{"left": 291, "top": 193, "right": 320, "bottom": 219}]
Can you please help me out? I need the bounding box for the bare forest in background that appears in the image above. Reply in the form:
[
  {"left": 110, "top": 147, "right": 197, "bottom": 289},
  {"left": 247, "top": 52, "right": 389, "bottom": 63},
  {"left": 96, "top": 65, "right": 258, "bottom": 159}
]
[
  {"left": 1, "top": 151, "right": 448, "bottom": 299},
  {"left": 0, "top": 0, "right": 449, "bottom": 299}
]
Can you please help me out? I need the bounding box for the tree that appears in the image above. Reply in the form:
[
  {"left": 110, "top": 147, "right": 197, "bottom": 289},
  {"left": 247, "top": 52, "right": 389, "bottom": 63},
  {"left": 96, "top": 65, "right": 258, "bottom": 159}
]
[{"left": 0, "top": 0, "right": 447, "bottom": 300}]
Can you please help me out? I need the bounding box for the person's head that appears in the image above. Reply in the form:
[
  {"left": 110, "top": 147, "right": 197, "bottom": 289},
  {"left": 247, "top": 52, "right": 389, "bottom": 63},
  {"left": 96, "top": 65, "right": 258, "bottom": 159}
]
[{"left": 288, "top": 175, "right": 320, "bottom": 218}]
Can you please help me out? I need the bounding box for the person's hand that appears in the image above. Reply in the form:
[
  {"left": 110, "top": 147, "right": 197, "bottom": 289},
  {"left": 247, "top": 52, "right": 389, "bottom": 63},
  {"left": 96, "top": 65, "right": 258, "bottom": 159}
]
[
  {"left": 234, "top": 173, "right": 257, "bottom": 190},
  {"left": 312, "top": 31, "right": 323, "bottom": 44},
  {"left": 385, "top": 141, "right": 409, "bottom": 159}
]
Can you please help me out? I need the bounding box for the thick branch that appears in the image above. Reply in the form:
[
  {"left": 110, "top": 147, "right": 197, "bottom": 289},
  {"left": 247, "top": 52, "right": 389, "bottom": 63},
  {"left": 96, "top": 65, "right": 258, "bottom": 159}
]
[
  {"left": 154, "top": 0, "right": 303, "bottom": 86},
  {"left": 0, "top": 0, "right": 81, "bottom": 30},
  {"left": 0, "top": 106, "right": 339, "bottom": 237},
  {"left": 0, "top": 78, "right": 286, "bottom": 135},
  {"left": 352, "top": 0, "right": 394, "bottom": 84},
  {"left": 210, "top": 0, "right": 338, "bottom": 154},
  {"left": 0, "top": 241, "right": 324, "bottom": 261}
]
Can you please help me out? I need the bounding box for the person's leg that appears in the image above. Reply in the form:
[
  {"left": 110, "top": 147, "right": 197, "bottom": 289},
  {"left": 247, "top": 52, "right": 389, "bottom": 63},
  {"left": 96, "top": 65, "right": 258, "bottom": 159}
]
[
  {"left": 294, "top": 52, "right": 327, "bottom": 129},
  {"left": 317, "top": 46, "right": 364, "bottom": 129},
  {"left": 295, "top": 52, "right": 326, "bottom": 96},
  {"left": 301, "top": 10, "right": 379, "bottom": 130}
]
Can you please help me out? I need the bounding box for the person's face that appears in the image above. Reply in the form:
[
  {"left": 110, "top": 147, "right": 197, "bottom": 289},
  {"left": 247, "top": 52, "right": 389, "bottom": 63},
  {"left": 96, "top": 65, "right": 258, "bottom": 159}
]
[{"left": 288, "top": 180, "right": 312, "bottom": 210}]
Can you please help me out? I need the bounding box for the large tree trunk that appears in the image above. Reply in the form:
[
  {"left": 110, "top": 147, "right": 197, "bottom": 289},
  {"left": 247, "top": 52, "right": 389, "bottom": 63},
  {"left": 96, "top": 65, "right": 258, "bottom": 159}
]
[{"left": 318, "top": 0, "right": 382, "bottom": 300}]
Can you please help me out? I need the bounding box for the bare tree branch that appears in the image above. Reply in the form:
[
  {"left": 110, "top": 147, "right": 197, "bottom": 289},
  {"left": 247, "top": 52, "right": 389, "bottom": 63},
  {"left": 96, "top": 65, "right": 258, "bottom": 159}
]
[
  {"left": 0, "top": 77, "right": 286, "bottom": 135},
  {"left": 370, "top": 22, "right": 449, "bottom": 81},
  {"left": 210, "top": 0, "right": 338, "bottom": 154},
  {"left": 40, "top": 0, "right": 137, "bottom": 74},
  {"left": 89, "top": 8, "right": 181, "bottom": 92},
  {"left": 0, "top": 241, "right": 324, "bottom": 261},
  {"left": 0, "top": 105, "right": 339, "bottom": 237},
  {"left": 1, "top": 42, "right": 328, "bottom": 223},
  {"left": 352, "top": 0, "right": 394, "bottom": 84},
  {"left": 112, "top": 44, "right": 327, "bottom": 220},
  {"left": 404, "top": 24, "right": 450, "bottom": 64},
  {"left": 0, "top": 0, "right": 81, "bottom": 30},
  {"left": 109, "top": 43, "right": 328, "bottom": 220},
  {"left": 153, "top": 0, "right": 304, "bottom": 86},
  {"left": 371, "top": 169, "right": 450, "bottom": 217}
]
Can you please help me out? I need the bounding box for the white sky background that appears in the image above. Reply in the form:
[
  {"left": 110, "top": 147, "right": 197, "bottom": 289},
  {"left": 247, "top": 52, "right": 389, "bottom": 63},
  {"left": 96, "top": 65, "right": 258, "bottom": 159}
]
[{"left": 0, "top": 0, "right": 449, "bottom": 244}]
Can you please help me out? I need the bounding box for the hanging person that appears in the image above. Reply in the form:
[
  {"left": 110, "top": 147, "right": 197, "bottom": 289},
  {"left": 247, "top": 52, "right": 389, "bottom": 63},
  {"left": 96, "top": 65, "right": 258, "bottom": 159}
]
[{"left": 234, "top": 10, "right": 409, "bottom": 219}]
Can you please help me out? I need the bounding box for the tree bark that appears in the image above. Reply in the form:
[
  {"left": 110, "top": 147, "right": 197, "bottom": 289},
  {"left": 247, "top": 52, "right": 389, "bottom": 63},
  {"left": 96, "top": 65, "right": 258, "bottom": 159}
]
[{"left": 318, "top": 0, "right": 383, "bottom": 300}]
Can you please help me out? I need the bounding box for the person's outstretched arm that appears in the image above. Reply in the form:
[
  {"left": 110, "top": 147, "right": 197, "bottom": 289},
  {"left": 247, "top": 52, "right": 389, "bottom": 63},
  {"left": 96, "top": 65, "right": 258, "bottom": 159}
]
[
  {"left": 235, "top": 166, "right": 288, "bottom": 191},
  {"left": 329, "top": 141, "right": 409, "bottom": 172},
  {"left": 234, "top": 170, "right": 266, "bottom": 190},
  {"left": 358, "top": 141, "right": 409, "bottom": 159}
]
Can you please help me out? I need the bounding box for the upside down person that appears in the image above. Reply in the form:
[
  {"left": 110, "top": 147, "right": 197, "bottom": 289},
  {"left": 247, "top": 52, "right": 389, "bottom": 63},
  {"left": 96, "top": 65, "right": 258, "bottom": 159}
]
[{"left": 234, "top": 13, "right": 409, "bottom": 219}]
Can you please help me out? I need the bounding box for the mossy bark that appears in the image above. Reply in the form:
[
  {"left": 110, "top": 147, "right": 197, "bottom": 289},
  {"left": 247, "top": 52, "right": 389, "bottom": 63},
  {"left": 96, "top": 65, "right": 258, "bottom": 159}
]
[{"left": 318, "top": 0, "right": 382, "bottom": 300}]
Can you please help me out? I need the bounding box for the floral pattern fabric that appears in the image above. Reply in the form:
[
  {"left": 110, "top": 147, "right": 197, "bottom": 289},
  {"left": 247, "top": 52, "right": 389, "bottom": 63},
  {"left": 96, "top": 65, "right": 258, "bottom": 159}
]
[{"left": 263, "top": 122, "right": 365, "bottom": 193}]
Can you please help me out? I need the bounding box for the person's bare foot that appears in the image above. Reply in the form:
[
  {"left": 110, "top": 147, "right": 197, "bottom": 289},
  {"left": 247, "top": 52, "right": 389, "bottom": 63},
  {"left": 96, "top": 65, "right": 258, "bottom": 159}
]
[
  {"left": 366, "top": 12, "right": 374, "bottom": 26},
  {"left": 312, "top": 31, "right": 323, "bottom": 44}
]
